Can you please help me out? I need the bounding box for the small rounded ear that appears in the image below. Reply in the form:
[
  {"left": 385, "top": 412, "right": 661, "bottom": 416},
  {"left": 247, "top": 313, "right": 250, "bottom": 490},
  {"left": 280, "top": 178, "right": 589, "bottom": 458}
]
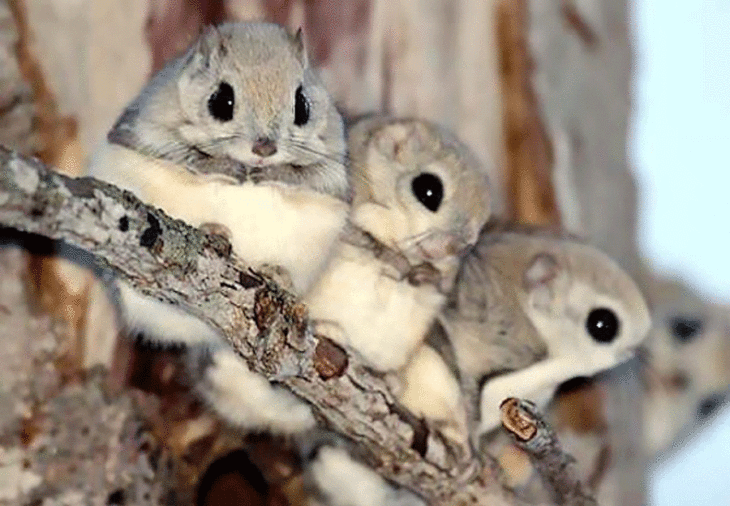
[
  {"left": 408, "top": 122, "right": 431, "bottom": 152},
  {"left": 523, "top": 253, "right": 561, "bottom": 308},
  {"left": 197, "top": 25, "right": 226, "bottom": 68},
  {"left": 290, "top": 27, "right": 308, "bottom": 66},
  {"left": 523, "top": 253, "right": 560, "bottom": 290},
  {"left": 373, "top": 124, "right": 423, "bottom": 163},
  {"left": 373, "top": 126, "right": 402, "bottom": 161},
  {"left": 177, "top": 28, "right": 225, "bottom": 118}
]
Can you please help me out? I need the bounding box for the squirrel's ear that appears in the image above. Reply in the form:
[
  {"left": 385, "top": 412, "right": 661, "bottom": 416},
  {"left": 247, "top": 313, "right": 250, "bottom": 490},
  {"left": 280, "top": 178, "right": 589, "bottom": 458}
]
[
  {"left": 291, "top": 27, "right": 308, "bottom": 66},
  {"left": 523, "top": 253, "right": 560, "bottom": 289},
  {"left": 523, "top": 253, "right": 562, "bottom": 309},
  {"left": 178, "top": 27, "right": 225, "bottom": 119},
  {"left": 195, "top": 25, "right": 226, "bottom": 68},
  {"left": 372, "top": 122, "right": 409, "bottom": 162}
]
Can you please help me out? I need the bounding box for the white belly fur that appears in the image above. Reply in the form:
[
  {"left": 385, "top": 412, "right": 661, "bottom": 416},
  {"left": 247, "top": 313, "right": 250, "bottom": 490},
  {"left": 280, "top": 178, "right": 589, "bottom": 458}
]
[
  {"left": 304, "top": 243, "right": 445, "bottom": 371},
  {"left": 89, "top": 143, "right": 349, "bottom": 293}
]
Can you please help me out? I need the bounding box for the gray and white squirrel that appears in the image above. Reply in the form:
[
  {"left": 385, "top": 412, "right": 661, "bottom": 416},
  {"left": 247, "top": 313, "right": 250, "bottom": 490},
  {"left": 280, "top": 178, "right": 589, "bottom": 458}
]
[
  {"left": 639, "top": 274, "right": 730, "bottom": 457},
  {"left": 87, "top": 21, "right": 350, "bottom": 433},
  {"left": 304, "top": 115, "right": 492, "bottom": 373},
  {"left": 398, "top": 223, "right": 652, "bottom": 443},
  {"left": 300, "top": 115, "right": 492, "bottom": 506}
]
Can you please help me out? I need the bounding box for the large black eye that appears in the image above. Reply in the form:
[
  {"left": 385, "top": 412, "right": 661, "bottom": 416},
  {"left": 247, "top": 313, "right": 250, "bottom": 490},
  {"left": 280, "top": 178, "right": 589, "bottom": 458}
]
[
  {"left": 698, "top": 393, "right": 724, "bottom": 419},
  {"left": 294, "top": 85, "right": 309, "bottom": 126},
  {"left": 411, "top": 173, "right": 443, "bottom": 212},
  {"left": 586, "top": 307, "right": 620, "bottom": 343},
  {"left": 207, "top": 81, "right": 235, "bottom": 122},
  {"left": 669, "top": 316, "right": 703, "bottom": 343}
]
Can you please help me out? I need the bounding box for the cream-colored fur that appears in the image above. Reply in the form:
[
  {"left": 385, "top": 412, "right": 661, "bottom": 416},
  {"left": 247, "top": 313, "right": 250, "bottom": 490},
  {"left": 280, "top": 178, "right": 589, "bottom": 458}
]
[
  {"left": 397, "top": 346, "right": 468, "bottom": 444},
  {"left": 91, "top": 143, "right": 348, "bottom": 293},
  {"left": 347, "top": 118, "right": 491, "bottom": 279},
  {"left": 309, "top": 446, "right": 424, "bottom": 506},
  {"left": 522, "top": 279, "right": 647, "bottom": 363},
  {"left": 117, "top": 281, "right": 317, "bottom": 434},
  {"left": 305, "top": 242, "right": 444, "bottom": 371},
  {"left": 476, "top": 352, "right": 628, "bottom": 434},
  {"left": 87, "top": 144, "right": 344, "bottom": 436},
  {"left": 196, "top": 347, "right": 315, "bottom": 433},
  {"left": 641, "top": 282, "right": 730, "bottom": 457},
  {"left": 458, "top": 233, "right": 651, "bottom": 436},
  {"left": 83, "top": 275, "right": 119, "bottom": 369},
  {"left": 116, "top": 281, "right": 226, "bottom": 348}
]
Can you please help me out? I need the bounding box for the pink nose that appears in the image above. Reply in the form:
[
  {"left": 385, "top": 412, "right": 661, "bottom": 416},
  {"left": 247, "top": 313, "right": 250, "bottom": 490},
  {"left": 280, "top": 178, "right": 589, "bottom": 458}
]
[{"left": 252, "top": 137, "right": 277, "bottom": 157}]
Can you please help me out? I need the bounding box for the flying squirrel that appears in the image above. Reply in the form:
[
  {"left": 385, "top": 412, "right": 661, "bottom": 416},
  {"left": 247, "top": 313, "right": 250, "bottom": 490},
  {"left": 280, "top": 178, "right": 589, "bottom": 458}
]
[
  {"left": 303, "top": 116, "right": 493, "bottom": 372},
  {"left": 297, "top": 116, "right": 491, "bottom": 506},
  {"left": 639, "top": 275, "right": 730, "bottom": 457},
  {"left": 398, "top": 223, "right": 652, "bottom": 442},
  {"left": 86, "top": 22, "right": 350, "bottom": 433}
]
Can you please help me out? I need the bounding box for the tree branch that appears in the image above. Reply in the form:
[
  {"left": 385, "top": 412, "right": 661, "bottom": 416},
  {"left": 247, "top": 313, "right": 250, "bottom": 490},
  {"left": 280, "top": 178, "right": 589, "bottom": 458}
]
[
  {"left": 0, "top": 147, "right": 522, "bottom": 505},
  {"left": 501, "top": 398, "right": 597, "bottom": 506}
]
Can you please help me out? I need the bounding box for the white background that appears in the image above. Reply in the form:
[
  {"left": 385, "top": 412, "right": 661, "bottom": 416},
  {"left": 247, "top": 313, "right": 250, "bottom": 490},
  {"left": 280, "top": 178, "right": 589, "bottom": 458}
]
[{"left": 630, "top": 0, "right": 730, "bottom": 503}]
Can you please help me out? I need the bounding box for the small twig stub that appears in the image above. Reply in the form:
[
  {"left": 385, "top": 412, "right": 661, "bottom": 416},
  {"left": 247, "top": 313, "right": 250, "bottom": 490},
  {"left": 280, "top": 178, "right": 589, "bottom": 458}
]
[
  {"left": 501, "top": 398, "right": 598, "bottom": 506},
  {"left": 500, "top": 398, "right": 538, "bottom": 441}
]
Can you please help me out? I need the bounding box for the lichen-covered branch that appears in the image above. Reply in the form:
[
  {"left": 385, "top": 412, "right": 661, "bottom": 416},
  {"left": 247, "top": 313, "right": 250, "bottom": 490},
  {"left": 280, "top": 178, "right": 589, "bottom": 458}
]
[
  {"left": 501, "top": 398, "right": 597, "bottom": 506},
  {"left": 0, "top": 147, "right": 522, "bottom": 504}
]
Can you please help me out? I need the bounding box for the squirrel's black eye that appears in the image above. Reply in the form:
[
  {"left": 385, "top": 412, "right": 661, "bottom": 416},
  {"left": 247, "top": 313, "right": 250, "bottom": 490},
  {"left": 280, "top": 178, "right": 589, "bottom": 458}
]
[
  {"left": 698, "top": 393, "right": 724, "bottom": 419},
  {"left": 411, "top": 173, "right": 443, "bottom": 212},
  {"left": 586, "top": 307, "right": 620, "bottom": 343},
  {"left": 669, "top": 316, "right": 703, "bottom": 343},
  {"left": 294, "top": 85, "right": 310, "bottom": 126},
  {"left": 208, "top": 81, "right": 235, "bottom": 122}
]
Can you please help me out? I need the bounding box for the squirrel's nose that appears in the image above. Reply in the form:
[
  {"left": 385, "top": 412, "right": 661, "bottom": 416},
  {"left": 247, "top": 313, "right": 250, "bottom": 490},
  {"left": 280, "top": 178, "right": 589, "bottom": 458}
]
[{"left": 252, "top": 137, "right": 277, "bottom": 157}]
